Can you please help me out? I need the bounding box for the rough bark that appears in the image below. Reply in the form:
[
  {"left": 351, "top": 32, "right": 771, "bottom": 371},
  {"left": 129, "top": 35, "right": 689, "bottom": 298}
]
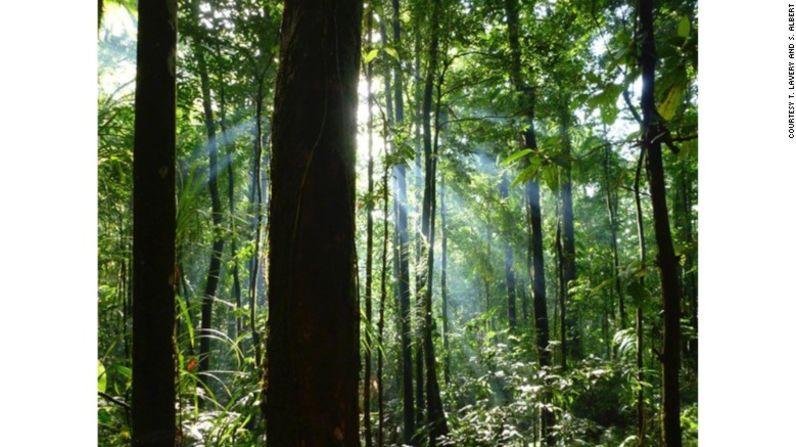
[
  {"left": 263, "top": 0, "right": 362, "bottom": 444},
  {"left": 131, "top": 0, "right": 176, "bottom": 444}
]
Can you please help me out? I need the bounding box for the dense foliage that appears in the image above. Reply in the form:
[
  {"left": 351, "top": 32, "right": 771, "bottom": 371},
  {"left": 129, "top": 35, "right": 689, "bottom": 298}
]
[{"left": 98, "top": 0, "right": 697, "bottom": 445}]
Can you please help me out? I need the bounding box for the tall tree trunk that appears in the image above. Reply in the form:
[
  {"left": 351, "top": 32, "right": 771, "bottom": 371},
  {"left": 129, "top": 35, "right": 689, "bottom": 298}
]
[
  {"left": 559, "top": 101, "right": 579, "bottom": 361},
  {"left": 500, "top": 176, "right": 518, "bottom": 330},
  {"left": 131, "top": 0, "right": 176, "bottom": 444},
  {"left": 193, "top": 13, "right": 225, "bottom": 375},
  {"left": 263, "top": 0, "right": 362, "bottom": 444},
  {"left": 638, "top": 0, "right": 682, "bottom": 445},
  {"left": 390, "top": 0, "right": 416, "bottom": 440},
  {"left": 504, "top": 0, "right": 553, "bottom": 441},
  {"left": 363, "top": 9, "right": 375, "bottom": 447},
  {"left": 440, "top": 175, "right": 450, "bottom": 385},
  {"left": 419, "top": 1, "right": 449, "bottom": 444}
]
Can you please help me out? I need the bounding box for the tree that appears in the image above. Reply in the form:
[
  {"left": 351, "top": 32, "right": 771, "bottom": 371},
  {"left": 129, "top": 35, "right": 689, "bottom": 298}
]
[
  {"left": 131, "top": 0, "right": 176, "bottom": 445},
  {"left": 638, "top": 0, "right": 682, "bottom": 444},
  {"left": 190, "top": 0, "right": 226, "bottom": 376},
  {"left": 504, "top": 0, "right": 553, "bottom": 441},
  {"left": 263, "top": 0, "right": 363, "bottom": 445}
]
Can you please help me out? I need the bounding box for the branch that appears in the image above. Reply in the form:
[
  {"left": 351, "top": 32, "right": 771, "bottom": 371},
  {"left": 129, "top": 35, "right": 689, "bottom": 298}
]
[{"left": 98, "top": 391, "right": 131, "bottom": 411}]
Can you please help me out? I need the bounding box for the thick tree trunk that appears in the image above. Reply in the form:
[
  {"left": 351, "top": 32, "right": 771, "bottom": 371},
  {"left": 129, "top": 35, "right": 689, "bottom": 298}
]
[
  {"left": 363, "top": 10, "right": 375, "bottom": 447},
  {"left": 131, "top": 0, "right": 176, "bottom": 444},
  {"left": 638, "top": 0, "right": 682, "bottom": 445},
  {"left": 500, "top": 176, "right": 518, "bottom": 330},
  {"left": 390, "top": 0, "right": 416, "bottom": 441},
  {"left": 263, "top": 0, "right": 362, "bottom": 444}
]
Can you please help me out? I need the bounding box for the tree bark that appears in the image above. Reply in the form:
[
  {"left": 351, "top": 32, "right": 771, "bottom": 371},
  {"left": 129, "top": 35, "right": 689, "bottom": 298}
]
[
  {"left": 263, "top": 0, "right": 362, "bottom": 444},
  {"left": 131, "top": 0, "right": 176, "bottom": 444},
  {"left": 638, "top": 0, "right": 682, "bottom": 445}
]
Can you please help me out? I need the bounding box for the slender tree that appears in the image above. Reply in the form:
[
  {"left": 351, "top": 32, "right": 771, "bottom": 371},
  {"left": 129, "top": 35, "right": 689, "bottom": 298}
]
[
  {"left": 131, "top": 0, "right": 176, "bottom": 444},
  {"left": 192, "top": 1, "right": 225, "bottom": 375},
  {"left": 419, "top": 0, "right": 449, "bottom": 443},
  {"left": 638, "top": 0, "right": 682, "bottom": 444},
  {"left": 263, "top": 0, "right": 362, "bottom": 444},
  {"left": 390, "top": 0, "right": 416, "bottom": 440},
  {"left": 504, "top": 0, "right": 553, "bottom": 441}
]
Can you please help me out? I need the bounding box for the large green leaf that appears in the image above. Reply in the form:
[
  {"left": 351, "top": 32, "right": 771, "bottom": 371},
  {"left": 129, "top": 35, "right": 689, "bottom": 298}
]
[
  {"left": 659, "top": 84, "right": 684, "bottom": 120},
  {"left": 98, "top": 360, "right": 107, "bottom": 393}
]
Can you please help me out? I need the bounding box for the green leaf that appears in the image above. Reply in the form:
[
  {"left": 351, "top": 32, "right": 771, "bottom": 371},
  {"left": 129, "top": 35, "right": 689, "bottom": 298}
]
[
  {"left": 501, "top": 148, "right": 532, "bottom": 167},
  {"left": 658, "top": 84, "right": 684, "bottom": 120},
  {"left": 98, "top": 360, "right": 107, "bottom": 393},
  {"left": 363, "top": 49, "right": 379, "bottom": 64},
  {"left": 677, "top": 17, "right": 691, "bottom": 38},
  {"left": 384, "top": 46, "right": 399, "bottom": 61}
]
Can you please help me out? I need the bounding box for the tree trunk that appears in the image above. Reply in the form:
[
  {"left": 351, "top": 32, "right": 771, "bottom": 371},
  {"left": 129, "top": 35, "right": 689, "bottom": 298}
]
[
  {"left": 263, "top": 0, "right": 362, "bottom": 444},
  {"left": 638, "top": 0, "right": 682, "bottom": 445},
  {"left": 419, "top": 2, "right": 450, "bottom": 444},
  {"left": 390, "top": 0, "right": 416, "bottom": 441},
  {"left": 193, "top": 13, "right": 225, "bottom": 375},
  {"left": 504, "top": 0, "right": 553, "bottom": 441},
  {"left": 249, "top": 80, "right": 265, "bottom": 368},
  {"left": 131, "top": 0, "right": 176, "bottom": 444},
  {"left": 559, "top": 102, "right": 579, "bottom": 361}
]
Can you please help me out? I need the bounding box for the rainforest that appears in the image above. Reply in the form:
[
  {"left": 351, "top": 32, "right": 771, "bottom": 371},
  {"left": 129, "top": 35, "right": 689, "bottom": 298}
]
[{"left": 97, "top": 0, "right": 698, "bottom": 445}]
